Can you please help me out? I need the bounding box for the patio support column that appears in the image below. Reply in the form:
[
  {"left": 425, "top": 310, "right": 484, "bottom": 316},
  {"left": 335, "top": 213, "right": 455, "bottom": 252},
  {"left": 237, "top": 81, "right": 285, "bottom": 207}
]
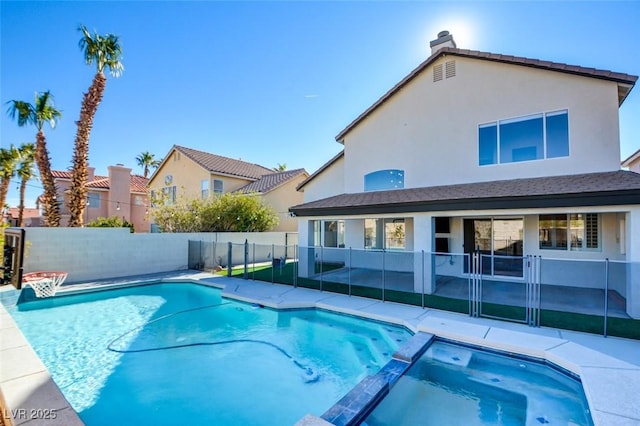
[
  {"left": 413, "top": 214, "right": 434, "bottom": 294},
  {"left": 298, "top": 219, "right": 312, "bottom": 278},
  {"left": 626, "top": 208, "right": 640, "bottom": 318}
]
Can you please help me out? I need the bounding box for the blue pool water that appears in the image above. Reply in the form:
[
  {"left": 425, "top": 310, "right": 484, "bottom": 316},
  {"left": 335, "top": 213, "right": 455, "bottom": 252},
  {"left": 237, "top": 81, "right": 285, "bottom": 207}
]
[
  {"left": 4, "top": 283, "right": 411, "bottom": 425},
  {"left": 364, "top": 340, "right": 593, "bottom": 426}
]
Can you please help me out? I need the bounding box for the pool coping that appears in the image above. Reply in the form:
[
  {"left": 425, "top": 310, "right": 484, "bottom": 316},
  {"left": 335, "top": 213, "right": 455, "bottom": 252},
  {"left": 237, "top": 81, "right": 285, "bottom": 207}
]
[{"left": 2, "top": 273, "right": 640, "bottom": 426}]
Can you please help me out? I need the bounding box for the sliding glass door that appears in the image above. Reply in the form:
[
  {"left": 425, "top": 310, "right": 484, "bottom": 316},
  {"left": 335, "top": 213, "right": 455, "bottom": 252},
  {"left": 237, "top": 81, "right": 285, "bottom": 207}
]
[{"left": 463, "top": 218, "right": 524, "bottom": 278}]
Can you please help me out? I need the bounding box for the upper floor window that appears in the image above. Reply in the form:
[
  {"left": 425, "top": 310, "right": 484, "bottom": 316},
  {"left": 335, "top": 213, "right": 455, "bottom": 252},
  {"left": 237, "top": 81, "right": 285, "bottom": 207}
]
[
  {"left": 479, "top": 110, "right": 569, "bottom": 166},
  {"left": 201, "top": 179, "right": 209, "bottom": 199},
  {"left": 213, "top": 179, "right": 223, "bottom": 196},
  {"left": 163, "top": 186, "right": 176, "bottom": 205},
  {"left": 87, "top": 192, "right": 100, "bottom": 209},
  {"left": 364, "top": 170, "right": 404, "bottom": 192}
]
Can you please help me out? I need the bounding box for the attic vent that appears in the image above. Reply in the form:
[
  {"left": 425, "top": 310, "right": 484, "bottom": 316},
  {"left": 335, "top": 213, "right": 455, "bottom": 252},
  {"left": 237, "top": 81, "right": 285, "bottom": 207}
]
[
  {"left": 445, "top": 60, "right": 456, "bottom": 78},
  {"left": 433, "top": 64, "right": 443, "bottom": 82}
]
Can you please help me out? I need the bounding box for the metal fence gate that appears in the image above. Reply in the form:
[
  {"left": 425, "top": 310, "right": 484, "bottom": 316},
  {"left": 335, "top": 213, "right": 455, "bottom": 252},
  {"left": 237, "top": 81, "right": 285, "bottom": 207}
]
[
  {"left": 469, "top": 252, "right": 540, "bottom": 327},
  {"left": 2, "top": 228, "right": 26, "bottom": 289}
]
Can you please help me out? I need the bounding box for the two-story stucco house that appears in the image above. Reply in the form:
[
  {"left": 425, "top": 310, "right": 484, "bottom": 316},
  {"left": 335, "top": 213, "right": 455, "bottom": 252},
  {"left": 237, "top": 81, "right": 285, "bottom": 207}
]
[
  {"left": 290, "top": 31, "right": 640, "bottom": 318},
  {"left": 51, "top": 164, "right": 150, "bottom": 232},
  {"left": 148, "top": 145, "right": 308, "bottom": 232}
]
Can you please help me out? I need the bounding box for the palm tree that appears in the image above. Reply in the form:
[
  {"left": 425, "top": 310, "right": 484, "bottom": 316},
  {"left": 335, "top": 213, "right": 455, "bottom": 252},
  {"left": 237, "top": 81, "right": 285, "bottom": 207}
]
[
  {"left": 6, "top": 91, "right": 62, "bottom": 226},
  {"left": 274, "top": 163, "right": 287, "bottom": 172},
  {"left": 0, "top": 146, "right": 20, "bottom": 214},
  {"left": 136, "top": 151, "right": 160, "bottom": 178},
  {"left": 16, "top": 143, "right": 36, "bottom": 226},
  {"left": 68, "top": 25, "right": 124, "bottom": 227}
]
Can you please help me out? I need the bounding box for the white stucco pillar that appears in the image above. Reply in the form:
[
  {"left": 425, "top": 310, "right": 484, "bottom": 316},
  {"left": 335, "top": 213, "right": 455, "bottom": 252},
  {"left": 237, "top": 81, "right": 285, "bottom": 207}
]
[
  {"left": 413, "top": 214, "right": 434, "bottom": 294},
  {"left": 625, "top": 208, "right": 640, "bottom": 318},
  {"left": 297, "top": 219, "right": 311, "bottom": 278},
  {"left": 345, "top": 219, "right": 364, "bottom": 268}
]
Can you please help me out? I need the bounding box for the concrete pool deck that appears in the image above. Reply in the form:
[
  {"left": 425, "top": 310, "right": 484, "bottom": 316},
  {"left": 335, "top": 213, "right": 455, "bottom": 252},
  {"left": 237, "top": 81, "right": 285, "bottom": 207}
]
[{"left": 1, "top": 272, "right": 639, "bottom": 425}]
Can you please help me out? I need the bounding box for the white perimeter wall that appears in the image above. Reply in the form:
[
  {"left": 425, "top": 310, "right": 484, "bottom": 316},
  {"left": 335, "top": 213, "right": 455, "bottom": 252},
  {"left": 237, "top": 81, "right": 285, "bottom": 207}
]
[{"left": 23, "top": 228, "right": 296, "bottom": 284}]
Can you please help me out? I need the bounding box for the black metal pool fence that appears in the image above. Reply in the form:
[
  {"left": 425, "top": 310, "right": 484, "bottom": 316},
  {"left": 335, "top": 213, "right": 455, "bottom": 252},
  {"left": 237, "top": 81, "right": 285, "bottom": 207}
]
[{"left": 188, "top": 240, "right": 640, "bottom": 338}]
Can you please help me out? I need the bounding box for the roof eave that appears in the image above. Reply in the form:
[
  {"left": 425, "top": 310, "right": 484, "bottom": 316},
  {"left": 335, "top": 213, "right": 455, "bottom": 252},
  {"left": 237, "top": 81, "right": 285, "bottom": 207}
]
[
  {"left": 296, "top": 151, "right": 345, "bottom": 191},
  {"left": 622, "top": 149, "right": 640, "bottom": 167},
  {"left": 290, "top": 190, "right": 640, "bottom": 217}
]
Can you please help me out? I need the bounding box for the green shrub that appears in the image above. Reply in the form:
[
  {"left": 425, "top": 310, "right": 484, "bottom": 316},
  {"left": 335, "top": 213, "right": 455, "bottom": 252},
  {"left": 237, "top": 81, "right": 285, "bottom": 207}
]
[
  {"left": 87, "top": 216, "right": 135, "bottom": 233},
  {"left": 152, "top": 192, "right": 278, "bottom": 233}
]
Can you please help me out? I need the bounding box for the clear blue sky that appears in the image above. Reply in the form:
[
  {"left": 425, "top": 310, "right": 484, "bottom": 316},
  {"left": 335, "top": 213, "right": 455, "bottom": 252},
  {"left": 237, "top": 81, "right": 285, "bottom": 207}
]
[{"left": 1, "top": 1, "right": 639, "bottom": 208}]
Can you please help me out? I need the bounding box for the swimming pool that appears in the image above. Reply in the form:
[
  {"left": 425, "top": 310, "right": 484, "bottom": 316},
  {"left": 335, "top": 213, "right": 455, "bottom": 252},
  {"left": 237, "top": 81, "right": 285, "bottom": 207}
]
[
  {"left": 363, "top": 340, "right": 594, "bottom": 425},
  {"left": 4, "top": 282, "right": 411, "bottom": 425}
]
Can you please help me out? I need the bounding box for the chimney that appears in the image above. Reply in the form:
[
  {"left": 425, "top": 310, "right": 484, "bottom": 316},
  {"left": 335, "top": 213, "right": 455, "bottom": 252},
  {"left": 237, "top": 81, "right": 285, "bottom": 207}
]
[
  {"left": 87, "top": 166, "right": 95, "bottom": 183},
  {"left": 108, "top": 164, "right": 132, "bottom": 220},
  {"left": 430, "top": 30, "right": 456, "bottom": 55}
]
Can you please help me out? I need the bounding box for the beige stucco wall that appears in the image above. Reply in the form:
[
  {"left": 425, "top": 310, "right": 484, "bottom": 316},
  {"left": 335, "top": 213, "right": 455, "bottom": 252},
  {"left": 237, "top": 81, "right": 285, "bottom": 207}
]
[
  {"left": 626, "top": 156, "right": 640, "bottom": 173},
  {"left": 341, "top": 56, "right": 622, "bottom": 193},
  {"left": 263, "top": 173, "right": 308, "bottom": 232}
]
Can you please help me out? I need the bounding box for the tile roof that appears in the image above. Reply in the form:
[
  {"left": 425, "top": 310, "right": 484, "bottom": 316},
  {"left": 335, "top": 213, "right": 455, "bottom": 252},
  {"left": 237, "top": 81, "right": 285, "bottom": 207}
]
[
  {"left": 290, "top": 171, "right": 640, "bottom": 216},
  {"left": 336, "top": 47, "right": 638, "bottom": 142},
  {"left": 51, "top": 170, "right": 73, "bottom": 179},
  {"left": 4, "top": 208, "right": 40, "bottom": 219},
  {"left": 174, "top": 145, "right": 275, "bottom": 180},
  {"left": 87, "top": 177, "right": 110, "bottom": 189},
  {"left": 235, "top": 168, "right": 307, "bottom": 194},
  {"left": 52, "top": 170, "right": 149, "bottom": 193},
  {"left": 130, "top": 175, "right": 150, "bottom": 193}
]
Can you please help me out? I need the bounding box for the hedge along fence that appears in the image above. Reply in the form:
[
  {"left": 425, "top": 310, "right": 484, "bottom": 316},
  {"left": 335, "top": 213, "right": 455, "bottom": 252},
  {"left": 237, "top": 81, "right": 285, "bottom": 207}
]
[{"left": 20, "top": 227, "right": 296, "bottom": 284}]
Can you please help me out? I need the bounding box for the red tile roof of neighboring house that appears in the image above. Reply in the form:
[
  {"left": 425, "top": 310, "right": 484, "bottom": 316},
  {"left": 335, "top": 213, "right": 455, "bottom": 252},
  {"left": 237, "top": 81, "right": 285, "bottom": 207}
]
[
  {"left": 130, "top": 175, "right": 150, "bottom": 193},
  {"left": 51, "top": 170, "right": 72, "bottom": 179},
  {"left": 335, "top": 47, "right": 638, "bottom": 142},
  {"left": 87, "top": 177, "right": 110, "bottom": 189},
  {"left": 4, "top": 207, "right": 40, "bottom": 219},
  {"left": 235, "top": 168, "right": 308, "bottom": 194},
  {"left": 52, "top": 170, "right": 149, "bottom": 193},
  {"left": 173, "top": 145, "right": 275, "bottom": 180}
]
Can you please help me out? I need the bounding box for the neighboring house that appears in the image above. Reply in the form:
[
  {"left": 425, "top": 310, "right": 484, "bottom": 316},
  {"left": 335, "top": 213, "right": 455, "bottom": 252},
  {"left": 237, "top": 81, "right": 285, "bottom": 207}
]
[
  {"left": 290, "top": 31, "right": 640, "bottom": 318},
  {"left": 3, "top": 208, "right": 42, "bottom": 227},
  {"left": 51, "top": 164, "right": 150, "bottom": 232},
  {"left": 148, "top": 145, "right": 308, "bottom": 232},
  {"left": 622, "top": 148, "right": 640, "bottom": 173}
]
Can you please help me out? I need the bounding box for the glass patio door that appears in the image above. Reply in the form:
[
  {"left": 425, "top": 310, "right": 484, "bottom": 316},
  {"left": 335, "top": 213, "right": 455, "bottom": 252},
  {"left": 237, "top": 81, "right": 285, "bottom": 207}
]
[{"left": 463, "top": 218, "right": 524, "bottom": 277}]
